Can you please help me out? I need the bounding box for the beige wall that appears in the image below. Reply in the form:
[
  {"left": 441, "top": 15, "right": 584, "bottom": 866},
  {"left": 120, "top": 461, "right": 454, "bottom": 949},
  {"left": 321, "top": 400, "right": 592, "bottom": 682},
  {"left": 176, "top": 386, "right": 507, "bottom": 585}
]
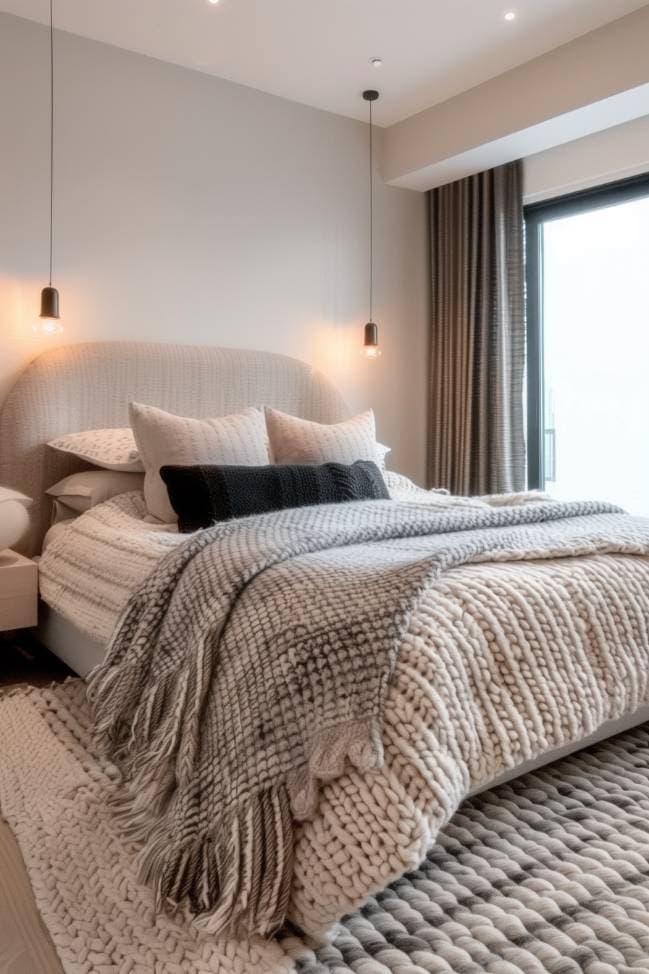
[
  {"left": 524, "top": 114, "right": 649, "bottom": 203},
  {"left": 385, "top": 6, "right": 649, "bottom": 192},
  {"left": 0, "top": 13, "right": 429, "bottom": 483}
]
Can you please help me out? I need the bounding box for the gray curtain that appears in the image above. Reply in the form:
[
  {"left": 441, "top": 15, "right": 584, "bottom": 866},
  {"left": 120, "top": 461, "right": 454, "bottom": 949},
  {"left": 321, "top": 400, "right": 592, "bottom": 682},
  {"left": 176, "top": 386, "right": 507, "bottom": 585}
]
[{"left": 428, "top": 160, "right": 526, "bottom": 495}]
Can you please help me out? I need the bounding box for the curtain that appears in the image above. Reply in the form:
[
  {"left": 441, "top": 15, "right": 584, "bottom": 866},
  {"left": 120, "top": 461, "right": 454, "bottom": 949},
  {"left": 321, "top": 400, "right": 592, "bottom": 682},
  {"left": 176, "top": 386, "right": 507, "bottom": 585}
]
[{"left": 428, "top": 160, "right": 526, "bottom": 495}]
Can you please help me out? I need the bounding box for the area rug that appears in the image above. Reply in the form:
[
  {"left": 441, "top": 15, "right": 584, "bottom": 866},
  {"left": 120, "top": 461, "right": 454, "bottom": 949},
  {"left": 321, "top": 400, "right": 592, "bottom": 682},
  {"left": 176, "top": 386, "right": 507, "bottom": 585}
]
[{"left": 3, "top": 682, "right": 649, "bottom": 974}]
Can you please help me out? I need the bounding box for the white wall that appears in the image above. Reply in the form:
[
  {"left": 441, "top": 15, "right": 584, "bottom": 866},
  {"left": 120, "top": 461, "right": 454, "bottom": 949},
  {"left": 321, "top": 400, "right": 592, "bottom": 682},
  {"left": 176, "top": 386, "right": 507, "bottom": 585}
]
[
  {"left": 0, "top": 13, "right": 429, "bottom": 483},
  {"left": 524, "top": 114, "right": 649, "bottom": 203}
]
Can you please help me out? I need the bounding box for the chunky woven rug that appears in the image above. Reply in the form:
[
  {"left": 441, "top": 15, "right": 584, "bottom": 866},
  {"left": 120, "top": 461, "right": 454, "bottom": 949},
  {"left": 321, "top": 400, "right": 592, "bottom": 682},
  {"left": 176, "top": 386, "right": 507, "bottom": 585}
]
[{"left": 3, "top": 682, "right": 649, "bottom": 973}]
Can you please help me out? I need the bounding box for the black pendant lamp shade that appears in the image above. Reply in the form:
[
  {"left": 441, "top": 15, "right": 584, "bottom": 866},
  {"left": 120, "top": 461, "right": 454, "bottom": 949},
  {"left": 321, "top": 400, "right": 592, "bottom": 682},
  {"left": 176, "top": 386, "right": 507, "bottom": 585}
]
[
  {"left": 40, "top": 285, "right": 59, "bottom": 319},
  {"left": 36, "top": 0, "right": 62, "bottom": 334},
  {"left": 364, "top": 321, "right": 378, "bottom": 349},
  {"left": 362, "top": 89, "right": 380, "bottom": 358}
]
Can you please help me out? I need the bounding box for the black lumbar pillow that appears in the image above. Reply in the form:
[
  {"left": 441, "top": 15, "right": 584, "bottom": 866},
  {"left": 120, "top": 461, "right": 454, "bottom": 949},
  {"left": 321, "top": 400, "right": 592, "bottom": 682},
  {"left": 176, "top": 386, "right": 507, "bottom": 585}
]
[{"left": 160, "top": 460, "right": 390, "bottom": 532}]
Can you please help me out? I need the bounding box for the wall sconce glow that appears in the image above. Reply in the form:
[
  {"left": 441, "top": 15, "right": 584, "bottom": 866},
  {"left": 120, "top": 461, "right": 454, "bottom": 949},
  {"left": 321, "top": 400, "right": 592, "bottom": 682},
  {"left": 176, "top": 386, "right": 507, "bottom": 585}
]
[{"left": 504, "top": 10, "right": 516, "bottom": 21}]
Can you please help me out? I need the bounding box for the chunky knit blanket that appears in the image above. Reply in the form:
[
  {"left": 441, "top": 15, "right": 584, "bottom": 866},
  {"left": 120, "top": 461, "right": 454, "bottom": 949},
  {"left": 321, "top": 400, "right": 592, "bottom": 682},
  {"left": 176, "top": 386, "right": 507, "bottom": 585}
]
[
  {"left": 85, "top": 497, "right": 649, "bottom": 939},
  {"left": 160, "top": 459, "right": 389, "bottom": 530}
]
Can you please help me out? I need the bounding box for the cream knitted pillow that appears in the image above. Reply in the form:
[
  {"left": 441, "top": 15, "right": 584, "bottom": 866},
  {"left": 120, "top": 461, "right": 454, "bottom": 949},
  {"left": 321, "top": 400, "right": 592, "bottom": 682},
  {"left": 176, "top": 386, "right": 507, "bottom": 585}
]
[
  {"left": 48, "top": 428, "right": 143, "bottom": 472},
  {"left": 265, "top": 407, "right": 388, "bottom": 467},
  {"left": 130, "top": 402, "right": 269, "bottom": 523}
]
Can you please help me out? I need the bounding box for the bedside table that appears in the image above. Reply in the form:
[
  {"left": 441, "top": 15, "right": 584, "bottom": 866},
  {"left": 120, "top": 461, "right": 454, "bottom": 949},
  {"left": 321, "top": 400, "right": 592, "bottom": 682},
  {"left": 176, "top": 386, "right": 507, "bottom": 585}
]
[{"left": 0, "top": 551, "right": 38, "bottom": 632}]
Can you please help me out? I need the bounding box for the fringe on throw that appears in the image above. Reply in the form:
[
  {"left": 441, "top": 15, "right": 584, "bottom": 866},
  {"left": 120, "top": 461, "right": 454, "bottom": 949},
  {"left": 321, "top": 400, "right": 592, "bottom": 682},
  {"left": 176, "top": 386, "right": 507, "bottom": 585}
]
[
  {"left": 104, "top": 771, "right": 296, "bottom": 937},
  {"left": 88, "top": 652, "right": 385, "bottom": 938}
]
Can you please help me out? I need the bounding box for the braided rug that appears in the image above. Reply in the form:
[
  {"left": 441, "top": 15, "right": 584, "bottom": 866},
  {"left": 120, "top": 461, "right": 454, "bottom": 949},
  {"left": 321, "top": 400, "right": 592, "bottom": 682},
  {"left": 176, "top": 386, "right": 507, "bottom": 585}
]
[
  {"left": 295, "top": 739, "right": 649, "bottom": 974},
  {"left": 3, "top": 680, "right": 649, "bottom": 973}
]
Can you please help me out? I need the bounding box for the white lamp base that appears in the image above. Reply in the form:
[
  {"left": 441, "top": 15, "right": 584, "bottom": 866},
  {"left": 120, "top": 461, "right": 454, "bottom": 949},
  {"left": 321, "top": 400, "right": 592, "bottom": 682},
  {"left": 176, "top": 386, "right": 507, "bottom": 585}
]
[{"left": 0, "top": 498, "right": 31, "bottom": 552}]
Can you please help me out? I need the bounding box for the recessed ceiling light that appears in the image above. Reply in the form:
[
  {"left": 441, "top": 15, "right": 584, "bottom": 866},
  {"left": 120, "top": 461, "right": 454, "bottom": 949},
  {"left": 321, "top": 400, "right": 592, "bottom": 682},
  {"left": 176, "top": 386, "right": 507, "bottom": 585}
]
[
  {"left": 208, "top": 0, "right": 220, "bottom": 5},
  {"left": 369, "top": 57, "right": 383, "bottom": 68},
  {"left": 504, "top": 10, "right": 516, "bottom": 21}
]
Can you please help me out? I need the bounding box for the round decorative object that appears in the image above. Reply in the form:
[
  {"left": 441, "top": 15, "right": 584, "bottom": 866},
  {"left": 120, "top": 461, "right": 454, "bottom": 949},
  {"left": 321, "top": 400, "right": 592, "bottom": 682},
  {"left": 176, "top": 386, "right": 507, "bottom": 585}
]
[{"left": 0, "top": 488, "right": 32, "bottom": 553}]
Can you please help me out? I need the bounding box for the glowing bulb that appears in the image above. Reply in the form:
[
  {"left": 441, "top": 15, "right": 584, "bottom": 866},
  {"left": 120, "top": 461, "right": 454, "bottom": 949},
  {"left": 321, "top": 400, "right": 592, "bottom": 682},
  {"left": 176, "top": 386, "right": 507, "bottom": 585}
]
[
  {"left": 33, "top": 317, "right": 63, "bottom": 335},
  {"left": 34, "top": 286, "right": 63, "bottom": 334},
  {"left": 504, "top": 10, "right": 516, "bottom": 21},
  {"left": 362, "top": 321, "right": 381, "bottom": 358}
]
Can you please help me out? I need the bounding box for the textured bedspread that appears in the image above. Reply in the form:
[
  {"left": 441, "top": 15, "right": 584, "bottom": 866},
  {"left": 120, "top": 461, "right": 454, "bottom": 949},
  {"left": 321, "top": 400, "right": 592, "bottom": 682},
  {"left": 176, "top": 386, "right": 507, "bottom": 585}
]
[
  {"left": 73, "top": 495, "right": 649, "bottom": 940},
  {"left": 37, "top": 475, "right": 480, "bottom": 644}
]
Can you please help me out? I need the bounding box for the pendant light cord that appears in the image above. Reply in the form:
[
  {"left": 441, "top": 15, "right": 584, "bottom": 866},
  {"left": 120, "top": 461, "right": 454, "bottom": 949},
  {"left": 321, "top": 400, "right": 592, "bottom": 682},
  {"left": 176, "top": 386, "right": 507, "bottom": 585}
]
[
  {"left": 49, "top": 0, "right": 54, "bottom": 286},
  {"left": 368, "top": 97, "right": 373, "bottom": 323}
]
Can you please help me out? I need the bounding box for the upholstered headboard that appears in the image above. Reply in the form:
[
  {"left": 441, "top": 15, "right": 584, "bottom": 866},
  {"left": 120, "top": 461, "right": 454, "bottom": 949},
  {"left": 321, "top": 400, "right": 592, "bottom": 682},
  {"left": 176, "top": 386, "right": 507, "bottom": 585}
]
[{"left": 0, "top": 341, "right": 349, "bottom": 556}]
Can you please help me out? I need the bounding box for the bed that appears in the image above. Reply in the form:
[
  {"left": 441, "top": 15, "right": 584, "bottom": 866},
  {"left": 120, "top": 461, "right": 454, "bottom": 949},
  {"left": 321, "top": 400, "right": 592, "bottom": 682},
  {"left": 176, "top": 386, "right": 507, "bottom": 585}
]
[
  {"left": 2, "top": 340, "right": 649, "bottom": 941},
  {"left": 0, "top": 341, "right": 350, "bottom": 673}
]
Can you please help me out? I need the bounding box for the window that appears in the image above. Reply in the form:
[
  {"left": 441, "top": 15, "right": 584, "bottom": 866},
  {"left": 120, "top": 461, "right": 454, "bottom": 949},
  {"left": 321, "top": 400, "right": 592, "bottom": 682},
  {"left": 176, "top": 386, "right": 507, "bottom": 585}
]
[{"left": 525, "top": 174, "right": 649, "bottom": 516}]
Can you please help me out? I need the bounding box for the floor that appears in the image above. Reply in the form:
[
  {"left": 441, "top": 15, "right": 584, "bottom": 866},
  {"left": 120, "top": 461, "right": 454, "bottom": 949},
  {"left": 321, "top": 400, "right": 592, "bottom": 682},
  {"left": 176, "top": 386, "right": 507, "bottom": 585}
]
[
  {"left": 0, "top": 630, "right": 72, "bottom": 689},
  {"left": 0, "top": 631, "right": 71, "bottom": 974}
]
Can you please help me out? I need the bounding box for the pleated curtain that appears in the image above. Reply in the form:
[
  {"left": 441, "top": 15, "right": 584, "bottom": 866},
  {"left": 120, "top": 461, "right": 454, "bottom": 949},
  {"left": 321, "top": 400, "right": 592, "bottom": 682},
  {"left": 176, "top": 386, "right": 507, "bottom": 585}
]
[{"left": 428, "top": 160, "right": 526, "bottom": 495}]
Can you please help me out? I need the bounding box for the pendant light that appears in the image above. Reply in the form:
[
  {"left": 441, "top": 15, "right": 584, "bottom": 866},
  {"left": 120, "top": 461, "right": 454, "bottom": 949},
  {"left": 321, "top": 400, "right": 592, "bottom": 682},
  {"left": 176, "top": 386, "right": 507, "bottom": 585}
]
[
  {"left": 34, "top": 0, "right": 63, "bottom": 335},
  {"left": 362, "top": 89, "right": 380, "bottom": 358}
]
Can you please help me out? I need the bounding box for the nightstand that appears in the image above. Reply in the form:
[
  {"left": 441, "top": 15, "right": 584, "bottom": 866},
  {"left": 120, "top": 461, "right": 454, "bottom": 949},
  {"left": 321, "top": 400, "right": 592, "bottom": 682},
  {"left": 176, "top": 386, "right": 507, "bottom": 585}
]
[{"left": 0, "top": 551, "right": 38, "bottom": 632}]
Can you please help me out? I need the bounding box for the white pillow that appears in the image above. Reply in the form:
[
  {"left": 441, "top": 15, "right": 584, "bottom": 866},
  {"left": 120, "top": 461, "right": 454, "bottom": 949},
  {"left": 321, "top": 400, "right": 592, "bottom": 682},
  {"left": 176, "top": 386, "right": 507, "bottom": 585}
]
[
  {"left": 129, "top": 402, "right": 270, "bottom": 523},
  {"left": 46, "top": 470, "right": 144, "bottom": 515},
  {"left": 48, "top": 428, "right": 143, "bottom": 472},
  {"left": 265, "top": 407, "right": 389, "bottom": 467},
  {"left": 49, "top": 500, "right": 78, "bottom": 526}
]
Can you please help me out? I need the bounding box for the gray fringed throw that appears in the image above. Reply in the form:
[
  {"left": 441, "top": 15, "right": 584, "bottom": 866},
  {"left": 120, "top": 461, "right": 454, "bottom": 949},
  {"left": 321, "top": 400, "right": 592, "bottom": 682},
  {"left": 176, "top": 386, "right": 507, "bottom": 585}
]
[{"left": 88, "top": 497, "right": 632, "bottom": 938}]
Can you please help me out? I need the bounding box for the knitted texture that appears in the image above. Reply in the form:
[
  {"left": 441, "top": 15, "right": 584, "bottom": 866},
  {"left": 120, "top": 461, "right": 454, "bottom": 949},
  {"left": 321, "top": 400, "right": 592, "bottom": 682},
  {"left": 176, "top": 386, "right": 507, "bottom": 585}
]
[
  {"left": 38, "top": 493, "right": 182, "bottom": 643},
  {"left": 130, "top": 402, "right": 271, "bottom": 522},
  {"left": 47, "top": 427, "right": 143, "bottom": 471},
  {"left": 0, "top": 341, "right": 350, "bottom": 555},
  {"left": 296, "top": 724, "right": 649, "bottom": 974},
  {"left": 86, "top": 496, "right": 649, "bottom": 938},
  {"left": 288, "top": 551, "right": 649, "bottom": 937},
  {"left": 265, "top": 407, "right": 382, "bottom": 466},
  {"left": 37, "top": 478, "right": 479, "bottom": 645},
  {"left": 160, "top": 459, "right": 389, "bottom": 530},
  {"left": 7, "top": 683, "right": 649, "bottom": 972},
  {"left": 0, "top": 682, "right": 292, "bottom": 974}
]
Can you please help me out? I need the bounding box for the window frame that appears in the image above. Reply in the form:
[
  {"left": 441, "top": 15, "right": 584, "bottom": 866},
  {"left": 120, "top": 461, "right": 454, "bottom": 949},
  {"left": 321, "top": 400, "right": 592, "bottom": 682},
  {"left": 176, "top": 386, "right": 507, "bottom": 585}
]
[{"left": 524, "top": 171, "right": 649, "bottom": 489}]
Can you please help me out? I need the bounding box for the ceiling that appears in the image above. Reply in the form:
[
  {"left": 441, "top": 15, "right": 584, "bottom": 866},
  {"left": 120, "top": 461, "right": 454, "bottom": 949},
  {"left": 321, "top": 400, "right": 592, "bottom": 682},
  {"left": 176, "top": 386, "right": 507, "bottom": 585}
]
[{"left": 2, "top": 0, "right": 648, "bottom": 125}]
